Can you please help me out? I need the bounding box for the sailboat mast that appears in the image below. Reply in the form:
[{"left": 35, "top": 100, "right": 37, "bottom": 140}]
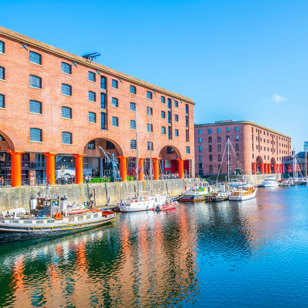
[
  {"left": 149, "top": 108, "right": 153, "bottom": 195},
  {"left": 135, "top": 106, "right": 139, "bottom": 196},
  {"left": 227, "top": 137, "right": 230, "bottom": 182}
]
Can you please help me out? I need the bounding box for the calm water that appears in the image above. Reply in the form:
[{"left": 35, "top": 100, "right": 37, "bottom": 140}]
[{"left": 1, "top": 187, "right": 308, "bottom": 307}]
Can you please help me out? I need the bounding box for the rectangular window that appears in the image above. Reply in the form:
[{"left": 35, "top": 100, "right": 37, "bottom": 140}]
[
  {"left": 168, "top": 111, "right": 171, "bottom": 124},
  {"left": 198, "top": 129, "right": 202, "bottom": 134},
  {"left": 130, "top": 102, "right": 136, "bottom": 111},
  {"left": 226, "top": 127, "right": 230, "bottom": 132},
  {"left": 88, "top": 140, "right": 95, "bottom": 149},
  {"left": 147, "top": 123, "right": 153, "bottom": 132},
  {"left": 209, "top": 145, "right": 212, "bottom": 152},
  {"left": 186, "top": 146, "right": 190, "bottom": 154},
  {"left": 161, "top": 126, "right": 166, "bottom": 134},
  {"left": 199, "top": 137, "right": 202, "bottom": 143},
  {"left": 186, "top": 130, "right": 189, "bottom": 142},
  {"left": 209, "top": 155, "right": 213, "bottom": 162},
  {"left": 161, "top": 111, "right": 166, "bottom": 118},
  {"left": 101, "top": 76, "right": 107, "bottom": 89},
  {"left": 0, "top": 41, "right": 4, "bottom": 53},
  {"left": 29, "top": 75, "right": 41, "bottom": 88},
  {"left": 235, "top": 135, "right": 240, "bottom": 141},
  {"left": 131, "top": 140, "right": 137, "bottom": 150},
  {"left": 89, "top": 112, "right": 96, "bottom": 123},
  {"left": 30, "top": 128, "right": 42, "bottom": 142},
  {"left": 62, "top": 106, "right": 72, "bottom": 119},
  {"left": 112, "top": 116, "right": 119, "bottom": 127},
  {"left": 112, "top": 79, "right": 118, "bottom": 88},
  {"left": 147, "top": 106, "right": 153, "bottom": 115},
  {"left": 208, "top": 128, "right": 212, "bottom": 134},
  {"left": 185, "top": 104, "right": 189, "bottom": 114},
  {"left": 130, "top": 85, "right": 136, "bottom": 94},
  {"left": 29, "top": 100, "right": 42, "bottom": 114},
  {"left": 168, "top": 126, "right": 172, "bottom": 140},
  {"left": 62, "top": 132, "right": 72, "bottom": 144},
  {"left": 88, "top": 91, "right": 96, "bottom": 102},
  {"left": 217, "top": 136, "right": 221, "bottom": 142},
  {"left": 101, "top": 112, "right": 107, "bottom": 130},
  {"left": 0, "top": 94, "right": 5, "bottom": 108},
  {"left": 29, "top": 51, "right": 42, "bottom": 65},
  {"left": 147, "top": 91, "right": 152, "bottom": 99},
  {"left": 130, "top": 120, "right": 136, "bottom": 129},
  {"left": 174, "top": 100, "right": 178, "bottom": 108},
  {"left": 175, "top": 129, "right": 179, "bottom": 137},
  {"left": 161, "top": 96, "right": 165, "bottom": 103},
  {"left": 236, "top": 144, "right": 239, "bottom": 151},
  {"left": 61, "top": 83, "right": 72, "bottom": 96},
  {"left": 112, "top": 97, "right": 118, "bottom": 107},
  {"left": 235, "top": 126, "right": 239, "bottom": 132},
  {"left": 0, "top": 66, "right": 6, "bottom": 80},
  {"left": 209, "top": 165, "right": 213, "bottom": 173},
  {"left": 88, "top": 71, "right": 96, "bottom": 82},
  {"left": 174, "top": 114, "right": 179, "bottom": 122},
  {"left": 218, "top": 144, "right": 221, "bottom": 152},
  {"left": 218, "top": 154, "right": 222, "bottom": 162},
  {"left": 217, "top": 128, "right": 221, "bottom": 133},
  {"left": 101, "top": 93, "right": 106, "bottom": 109},
  {"left": 185, "top": 116, "right": 189, "bottom": 128},
  {"left": 168, "top": 98, "right": 172, "bottom": 109},
  {"left": 199, "top": 145, "right": 202, "bottom": 153},
  {"left": 208, "top": 136, "right": 212, "bottom": 142},
  {"left": 147, "top": 141, "right": 153, "bottom": 151},
  {"left": 61, "top": 62, "right": 72, "bottom": 74}
]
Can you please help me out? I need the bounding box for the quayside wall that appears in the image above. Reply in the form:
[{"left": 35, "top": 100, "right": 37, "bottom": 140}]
[{"left": 0, "top": 179, "right": 197, "bottom": 211}]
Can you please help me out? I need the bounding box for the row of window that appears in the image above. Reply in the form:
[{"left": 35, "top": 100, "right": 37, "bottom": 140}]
[
  {"left": 0, "top": 41, "right": 189, "bottom": 110},
  {"left": 199, "top": 135, "right": 240, "bottom": 145},
  {"left": 253, "top": 128, "right": 289, "bottom": 142},
  {"left": 198, "top": 126, "right": 240, "bottom": 134},
  {"left": 30, "top": 128, "right": 72, "bottom": 144},
  {"left": 199, "top": 143, "right": 240, "bottom": 153}
]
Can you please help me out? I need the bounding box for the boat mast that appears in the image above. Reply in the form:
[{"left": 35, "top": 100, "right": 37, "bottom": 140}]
[
  {"left": 227, "top": 137, "right": 230, "bottom": 183},
  {"left": 135, "top": 106, "right": 139, "bottom": 196},
  {"left": 149, "top": 108, "right": 153, "bottom": 195}
]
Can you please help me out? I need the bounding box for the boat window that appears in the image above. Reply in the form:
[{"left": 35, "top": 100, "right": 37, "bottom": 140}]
[
  {"left": 13, "top": 220, "right": 19, "bottom": 223},
  {"left": 94, "top": 214, "right": 98, "bottom": 218},
  {"left": 86, "top": 215, "right": 91, "bottom": 219},
  {"left": 78, "top": 216, "right": 83, "bottom": 221},
  {"left": 36, "top": 220, "right": 43, "bottom": 223},
  {"left": 47, "top": 220, "right": 54, "bottom": 223}
]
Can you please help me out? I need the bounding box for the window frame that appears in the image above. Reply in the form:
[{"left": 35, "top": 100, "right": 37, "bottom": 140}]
[
  {"left": 88, "top": 91, "right": 96, "bottom": 102},
  {"left": 130, "top": 85, "right": 136, "bottom": 94},
  {"left": 130, "top": 102, "right": 136, "bottom": 112},
  {"left": 61, "top": 83, "right": 72, "bottom": 96},
  {"left": 29, "top": 75, "right": 42, "bottom": 89},
  {"left": 88, "top": 71, "right": 96, "bottom": 82},
  {"left": 29, "top": 51, "right": 42, "bottom": 65},
  {"left": 61, "top": 106, "right": 72, "bottom": 119},
  {"left": 61, "top": 62, "right": 72, "bottom": 74},
  {"left": 0, "top": 41, "right": 4, "bottom": 53},
  {"left": 112, "top": 116, "right": 119, "bottom": 127},
  {"left": 0, "top": 94, "right": 5, "bottom": 108},
  {"left": 62, "top": 132, "right": 72, "bottom": 145},
  {"left": 88, "top": 112, "right": 96, "bottom": 123},
  {"left": 30, "top": 128, "right": 42, "bottom": 142},
  {"left": 29, "top": 100, "right": 42, "bottom": 114},
  {"left": 112, "top": 79, "right": 118, "bottom": 88},
  {"left": 112, "top": 97, "right": 119, "bottom": 107}
]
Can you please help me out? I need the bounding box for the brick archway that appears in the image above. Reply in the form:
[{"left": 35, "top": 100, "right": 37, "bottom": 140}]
[{"left": 0, "top": 130, "right": 15, "bottom": 152}]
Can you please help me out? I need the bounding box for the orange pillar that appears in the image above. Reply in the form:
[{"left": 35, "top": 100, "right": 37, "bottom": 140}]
[
  {"left": 138, "top": 158, "right": 144, "bottom": 181},
  {"left": 153, "top": 158, "right": 159, "bottom": 180},
  {"left": 260, "top": 163, "right": 264, "bottom": 174},
  {"left": 268, "top": 163, "right": 272, "bottom": 174},
  {"left": 7, "top": 150, "right": 24, "bottom": 187},
  {"left": 252, "top": 162, "right": 257, "bottom": 174},
  {"left": 274, "top": 164, "right": 277, "bottom": 174},
  {"left": 177, "top": 158, "right": 184, "bottom": 179},
  {"left": 43, "top": 153, "right": 57, "bottom": 185},
  {"left": 118, "top": 156, "right": 127, "bottom": 182},
  {"left": 73, "top": 154, "right": 85, "bottom": 184}
]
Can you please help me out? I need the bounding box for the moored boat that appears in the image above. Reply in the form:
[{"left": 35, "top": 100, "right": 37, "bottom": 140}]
[
  {"left": 153, "top": 201, "right": 178, "bottom": 212},
  {"left": 229, "top": 186, "right": 257, "bottom": 201},
  {"left": 261, "top": 176, "right": 279, "bottom": 188},
  {"left": 205, "top": 191, "right": 230, "bottom": 202},
  {"left": 0, "top": 196, "right": 116, "bottom": 242}
]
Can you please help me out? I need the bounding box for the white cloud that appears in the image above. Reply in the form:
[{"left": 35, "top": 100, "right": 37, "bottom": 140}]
[{"left": 272, "top": 94, "right": 288, "bottom": 103}]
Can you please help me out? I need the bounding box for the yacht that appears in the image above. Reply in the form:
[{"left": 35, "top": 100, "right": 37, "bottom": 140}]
[
  {"left": 229, "top": 186, "right": 257, "bottom": 201},
  {"left": 261, "top": 176, "right": 279, "bottom": 188}
]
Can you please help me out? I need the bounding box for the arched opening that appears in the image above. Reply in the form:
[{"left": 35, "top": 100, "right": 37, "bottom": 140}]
[
  {"left": 0, "top": 131, "right": 14, "bottom": 185},
  {"left": 270, "top": 157, "right": 276, "bottom": 173},
  {"left": 256, "top": 156, "right": 263, "bottom": 174},
  {"left": 159, "top": 145, "right": 186, "bottom": 177},
  {"left": 82, "top": 138, "right": 123, "bottom": 179}
]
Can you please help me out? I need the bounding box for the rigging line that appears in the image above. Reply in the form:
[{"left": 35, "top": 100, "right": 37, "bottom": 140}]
[{"left": 216, "top": 140, "right": 228, "bottom": 184}]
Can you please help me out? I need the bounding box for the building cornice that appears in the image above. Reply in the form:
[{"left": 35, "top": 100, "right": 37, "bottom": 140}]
[
  {"left": 0, "top": 26, "right": 195, "bottom": 105},
  {"left": 195, "top": 120, "right": 291, "bottom": 139}
]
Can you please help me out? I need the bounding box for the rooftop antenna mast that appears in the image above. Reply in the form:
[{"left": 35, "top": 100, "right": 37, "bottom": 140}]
[{"left": 82, "top": 52, "right": 101, "bottom": 62}]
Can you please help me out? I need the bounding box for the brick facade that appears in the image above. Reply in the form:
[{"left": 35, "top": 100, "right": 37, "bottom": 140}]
[
  {"left": 195, "top": 121, "right": 291, "bottom": 176},
  {"left": 0, "top": 27, "right": 195, "bottom": 185}
]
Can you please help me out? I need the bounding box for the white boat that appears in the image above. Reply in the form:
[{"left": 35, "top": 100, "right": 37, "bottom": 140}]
[
  {"left": 229, "top": 186, "right": 257, "bottom": 201},
  {"left": 261, "top": 176, "right": 279, "bottom": 188},
  {"left": 179, "top": 181, "right": 209, "bottom": 202},
  {"left": 119, "top": 196, "right": 156, "bottom": 212}
]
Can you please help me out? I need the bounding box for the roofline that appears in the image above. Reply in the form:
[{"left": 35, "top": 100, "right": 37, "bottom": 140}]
[
  {"left": 0, "top": 26, "right": 195, "bottom": 105},
  {"left": 195, "top": 120, "right": 291, "bottom": 139}
]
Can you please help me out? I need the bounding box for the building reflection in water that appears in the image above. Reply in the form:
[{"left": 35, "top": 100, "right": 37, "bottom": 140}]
[{"left": 0, "top": 193, "right": 293, "bottom": 307}]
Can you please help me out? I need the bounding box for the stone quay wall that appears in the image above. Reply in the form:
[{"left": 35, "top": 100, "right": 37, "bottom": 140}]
[{"left": 0, "top": 179, "right": 197, "bottom": 211}]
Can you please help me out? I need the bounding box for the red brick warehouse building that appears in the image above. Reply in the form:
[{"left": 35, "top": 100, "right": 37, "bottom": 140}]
[
  {"left": 195, "top": 121, "right": 291, "bottom": 176},
  {"left": 0, "top": 26, "right": 195, "bottom": 187}
]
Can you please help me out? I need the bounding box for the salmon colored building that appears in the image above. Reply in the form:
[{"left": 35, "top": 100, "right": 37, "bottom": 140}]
[
  {"left": 195, "top": 121, "right": 291, "bottom": 176},
  {"left": 0, "top": 27, "right": 195, "bottom": 186}
]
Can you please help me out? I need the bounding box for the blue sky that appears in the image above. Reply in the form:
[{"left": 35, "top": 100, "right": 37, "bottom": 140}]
[{"left": 1, "top": 0, "right": 307, "bottom": 151}]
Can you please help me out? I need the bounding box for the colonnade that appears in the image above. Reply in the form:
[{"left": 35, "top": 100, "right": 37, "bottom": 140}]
[
  {"left": 251, "top": 162, "right": 285, "bottom": 175},
  {"left": 7, "top": 150, "right": 186, "bottom": 187}
]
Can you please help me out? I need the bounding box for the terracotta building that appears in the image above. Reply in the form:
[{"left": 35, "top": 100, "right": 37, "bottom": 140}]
[
  {"left": 0, "top": 26, "right": 195, "bottom": 186},
  {"left": 195, "top": 121, "right": 291, "bottom": 176}
]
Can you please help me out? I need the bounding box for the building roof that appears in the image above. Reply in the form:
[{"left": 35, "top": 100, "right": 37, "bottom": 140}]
[
  {"left": 195, "top": 120, "right": 291, "bottom": 139},
  {"left": 0, "top": 26, "right": 194, "bottom": 105}
]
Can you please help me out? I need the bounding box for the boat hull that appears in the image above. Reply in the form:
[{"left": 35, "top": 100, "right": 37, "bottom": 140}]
[
  {"left": 229, "top": 189, "right": 257, "bottom": 201},
  {"left": 178, "top": 195, "right": 205, "bottom": 202},
  {"left": 0, "top": 216, "right": 115, "bottom": 242}
]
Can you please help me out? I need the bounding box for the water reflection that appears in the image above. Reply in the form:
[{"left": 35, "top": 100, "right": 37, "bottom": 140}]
[{"left": 1, "top": 187, "right": 308, "bottom": 307}]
